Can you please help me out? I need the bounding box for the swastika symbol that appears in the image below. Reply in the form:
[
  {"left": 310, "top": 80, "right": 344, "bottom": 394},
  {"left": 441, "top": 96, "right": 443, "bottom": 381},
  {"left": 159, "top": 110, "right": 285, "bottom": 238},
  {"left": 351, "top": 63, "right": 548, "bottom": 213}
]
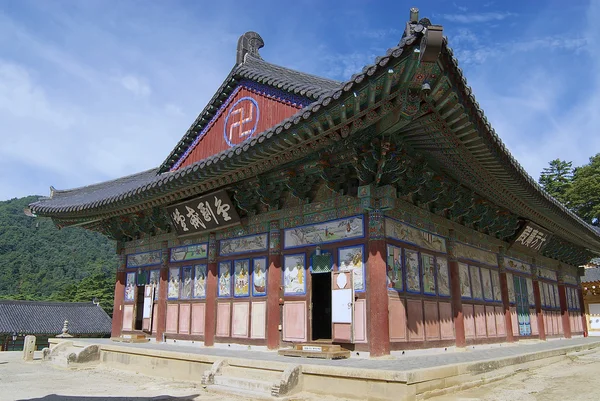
[{"left": 224, "top": 97, "right": 260, "bottom": 147}]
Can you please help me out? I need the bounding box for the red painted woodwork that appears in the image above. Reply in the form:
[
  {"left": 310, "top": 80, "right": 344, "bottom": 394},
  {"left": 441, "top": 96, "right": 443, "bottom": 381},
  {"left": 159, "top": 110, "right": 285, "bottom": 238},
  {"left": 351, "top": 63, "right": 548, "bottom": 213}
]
[
  {"left": 448, "top": 259, "right": 465, "bottom": 347},
  {"left": 155, "top": 266, "right": 168, "bottom": 341},
  {"left": 111, "top": 271, "right": 125, "bottom": 338},
  {"left": 558, "top": 284, "right": 572, "bottom": 338},
  {"left": 266, "top": 252, "right": 282, "bottom": 349},
  {"left": 366, "top": 238, "right": 390, "bottom": 356},
  {"left": 499, "top": 271, "right": 515, "bottom": 342},
  {"left": 533, "top": 280, "right": 546, "bottom": 340},
  {"left": 579, "top": 287, "right": 588, "bottom": 337},
  {"left": 174, "top": 88, "right": 302, "bottom": 170},
  {"left": 204, "top": 260, "right": 218, "bottom": 346}
]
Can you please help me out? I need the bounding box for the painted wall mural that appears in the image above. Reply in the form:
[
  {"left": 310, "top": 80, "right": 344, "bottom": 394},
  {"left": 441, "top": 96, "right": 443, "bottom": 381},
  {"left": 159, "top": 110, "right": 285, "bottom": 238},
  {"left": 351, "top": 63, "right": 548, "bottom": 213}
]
[
  {"left": 385, "top": 218, "right": 446, "bottom": 253},
  {"left": 454, "top": 243, "right": 497, "bottom": 267},
  {"left": 252, "top": 257, "right": 267, "bottom": 296},
  {"left": 387, "top": 245, "right": 403, "bottom": 291},
  {"left": 541, "top": 282, "right": 548, "bottom": 306},
  {"left": 526, "top": 278, "right": 535, "bottom": 306},
  {"left": 193, "top": 264, "right": 207, "bottom": 298},
  {"left": 504, "top": 257, "right": 531, "bottom": 274},
  {"left": 126, "top": 250, "right": 162, "bottom": 268},
  {"left": 436, "top": 257, "right": 450, "bottom": 296},
  {"left": 481, "top": 268, "right": 493, "bottom": 301},
  {"left": 470, "top": 265, "right": 483, "bottom": 299},
  {"left": 149, "top": 269, "right": 160, "bottom": 296},
  {"left": 234, "top": 259, "right": 250, "bottom": 297},
  {"left": 491, "top": 270, "right": 502, "bottom": 301},
  {"left": 538, "top": 267, "right": 557, "bottom": 281},
  {"left": 563, "top": 275, "right": 578, "bottom": 286},
  {"left": 283, "top": 216, "right": 364, "bottom": 249},
  {"left": 170, "top": 243, "right": 208, "bottom": 262},
  {"left": 421, "top": 253, "right": 436, "bottom": 295},
  {"left": 283, "top": 254, "right": 306, "bottom": 295},
  {"left": 180, "top": 266, "right": 193, "bottom": 299},
  {"left": 220, "top": 233, "right": 268, "bottom": 256},
  {"left": 125, "top": 272, "right": 136, "bottom": 301},
  {"left": 218, "top": 261, "right": 232, "bottom": 297},
  {"left": 507, "top": 272, "right": 516, "bottom": 303},
  {"left": 405, "top": 249, "right": 420, "bottom": 293},
  {"left": 459, "top": 263, "right": 471, "bottom": 298},
  {"left": 168, "top": 267, "right": 180, "bottom": 300},
  {"left": 338, "top": 245, "right": 365, "bottom": 291}
]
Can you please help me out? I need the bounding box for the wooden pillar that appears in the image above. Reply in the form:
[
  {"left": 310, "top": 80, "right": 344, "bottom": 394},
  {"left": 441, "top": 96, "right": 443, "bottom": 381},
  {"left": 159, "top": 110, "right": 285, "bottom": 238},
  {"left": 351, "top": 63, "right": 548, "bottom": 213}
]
[
  {"left": 266, "top": 220, "right": 282, "bottom": 349},
  {"left": 366, "top": 210, "right": 390, "bottom": 357},
  {"left": 155, "top": 241, "right": 169, "bottom": 342},
  {"left": 498, "top": 248, "right": 515, "bottom": 342},
  {"left": 111, "top": 247, "right": 126, "bottom": 338},
  {"left": 447, "top": 231, "right": 465, "bottom": 348},
  {"left": 204, "top": 233, "right": 218, "bottom": 346},
  {"left": 579, "top": 281, "right": 588, "bottom": 337},
  {"left": 532, "top": 266, "right": 546, "bottom": 341},
  {"left": 558, "top": 268, "right": 572, "bottom": 339}
]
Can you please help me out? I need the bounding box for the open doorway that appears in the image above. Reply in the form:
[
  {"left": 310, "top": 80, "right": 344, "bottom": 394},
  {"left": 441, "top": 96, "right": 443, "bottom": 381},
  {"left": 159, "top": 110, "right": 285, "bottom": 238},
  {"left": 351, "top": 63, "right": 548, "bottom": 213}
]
[
  {"left": 311, "top": 272, "right": 332, "bottom": 341},
  {"left": 134, "top": 286, "right": 145, "bottom": 331}
]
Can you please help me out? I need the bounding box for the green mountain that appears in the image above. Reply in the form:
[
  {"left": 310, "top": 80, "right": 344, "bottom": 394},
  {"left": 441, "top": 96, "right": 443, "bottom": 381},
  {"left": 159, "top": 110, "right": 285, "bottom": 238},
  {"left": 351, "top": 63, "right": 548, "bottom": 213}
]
[{"left": 0, "top": 196, "right": 118, "bottom": 316}]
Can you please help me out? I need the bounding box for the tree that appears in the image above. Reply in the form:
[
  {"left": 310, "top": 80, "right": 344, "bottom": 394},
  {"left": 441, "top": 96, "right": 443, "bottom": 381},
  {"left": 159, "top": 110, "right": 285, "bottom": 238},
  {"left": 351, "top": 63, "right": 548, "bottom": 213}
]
[
  {"left": 566, "top": 154, "right": 600, "bottom": 226},
  {"left": 539, "top": 159, "right": 573, "bottom": 204}
]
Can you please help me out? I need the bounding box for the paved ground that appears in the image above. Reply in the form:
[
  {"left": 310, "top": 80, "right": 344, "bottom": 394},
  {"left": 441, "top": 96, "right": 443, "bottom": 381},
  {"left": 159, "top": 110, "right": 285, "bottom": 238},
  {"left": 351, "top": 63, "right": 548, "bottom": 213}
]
[
  {"left": 429, "top": 347, "right": 600, "bottom": 401},
  {"left": 80, "top": 336, "right": 600, "bottom": 372},
  {"left": 0, "top": 352, "right": 346, "bottom": 401}
]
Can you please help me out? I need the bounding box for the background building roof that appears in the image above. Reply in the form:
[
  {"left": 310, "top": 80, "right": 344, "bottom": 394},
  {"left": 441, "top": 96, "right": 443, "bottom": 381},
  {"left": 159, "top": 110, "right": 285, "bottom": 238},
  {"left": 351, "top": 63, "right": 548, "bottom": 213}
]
[{"left": 0, "top": 300, "right": 112, "bottom": 336}]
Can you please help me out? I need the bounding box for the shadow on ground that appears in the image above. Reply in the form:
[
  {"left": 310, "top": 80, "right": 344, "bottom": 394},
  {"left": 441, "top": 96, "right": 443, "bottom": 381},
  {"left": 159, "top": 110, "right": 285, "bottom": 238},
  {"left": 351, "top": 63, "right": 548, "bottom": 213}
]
[{"left": 18, "top": 395, "right": 200, "bottom": 401}]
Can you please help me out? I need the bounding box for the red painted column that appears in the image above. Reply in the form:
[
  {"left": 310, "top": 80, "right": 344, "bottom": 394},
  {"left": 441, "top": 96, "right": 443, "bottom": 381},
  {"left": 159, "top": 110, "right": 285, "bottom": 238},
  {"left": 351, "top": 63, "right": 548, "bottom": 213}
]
[
  {"left": 532, "top": 277, "right": 546, "bottom": 341},
  {"left": 366, "top": 210, "right": 390, "bottom": 357},
  {"left": 578, "top": 282, "right": 588, "bottom": 337},
  {"left": 155, "top": 241, "right": 169, "bottom": 342},
  {"left": 204, "top": 233, "right": 218, "bottom": 346},
  {"left": 498, "top": 249, "right": 515, "bottom": 342},
  {"left": 558, "top": 269, "right": 572, "bottom": 339},
  {"left": 447, "top": 231, "right": 465, "bottom": 348},
  {"left": 266, "top": 220, "right": 282, "bottom": 349},
  {"left": 111, "top": 251, "right": 126, "bottom": 338}
]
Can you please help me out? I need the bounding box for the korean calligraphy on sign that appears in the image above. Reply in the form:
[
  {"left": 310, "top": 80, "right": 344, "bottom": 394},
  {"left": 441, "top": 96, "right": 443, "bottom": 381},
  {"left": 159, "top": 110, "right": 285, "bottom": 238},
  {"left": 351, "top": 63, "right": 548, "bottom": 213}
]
[
  {"left": 166, "top": 190, "right": 241, "bottom": 236},
  {"left": 511, "top": 223, "right": 551, "bottom": 253}
]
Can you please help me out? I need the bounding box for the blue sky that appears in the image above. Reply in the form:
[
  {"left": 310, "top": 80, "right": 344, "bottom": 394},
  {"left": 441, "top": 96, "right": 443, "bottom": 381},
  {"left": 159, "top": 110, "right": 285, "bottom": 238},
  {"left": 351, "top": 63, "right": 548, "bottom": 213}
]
[{"left": 0, "top": 0, "right": 598, "bottom": 201}]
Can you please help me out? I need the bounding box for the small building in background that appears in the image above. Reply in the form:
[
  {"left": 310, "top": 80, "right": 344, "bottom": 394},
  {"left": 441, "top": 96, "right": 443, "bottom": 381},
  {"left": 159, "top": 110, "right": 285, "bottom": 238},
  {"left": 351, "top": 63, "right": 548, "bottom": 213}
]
[
  {"left": 0, "top": 300, "right": 112, "bottom": 351},
  {"left": 582, "top": 259, "right": 600, "bottom": 336}
]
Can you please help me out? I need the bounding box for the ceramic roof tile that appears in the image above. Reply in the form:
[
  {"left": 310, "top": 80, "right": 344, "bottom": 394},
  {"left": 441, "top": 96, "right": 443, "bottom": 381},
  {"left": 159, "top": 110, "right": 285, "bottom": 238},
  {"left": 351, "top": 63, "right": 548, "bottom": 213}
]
[{"left": 0, "top": 300, "right": 112, "bottom": 335}]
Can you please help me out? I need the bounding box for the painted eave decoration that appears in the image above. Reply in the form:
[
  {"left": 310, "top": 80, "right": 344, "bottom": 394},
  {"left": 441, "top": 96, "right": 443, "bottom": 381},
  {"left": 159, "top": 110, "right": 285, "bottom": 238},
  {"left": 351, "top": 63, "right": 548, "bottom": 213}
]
[{"left": 28, "top": 9, "right": 600, "bottom": 264}]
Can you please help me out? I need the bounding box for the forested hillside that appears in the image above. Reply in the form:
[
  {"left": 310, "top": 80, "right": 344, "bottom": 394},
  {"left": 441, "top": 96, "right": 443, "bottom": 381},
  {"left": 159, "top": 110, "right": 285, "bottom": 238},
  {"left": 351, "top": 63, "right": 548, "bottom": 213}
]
[{"left": 0, "top": 196, "right": 118, "bottom": 315}]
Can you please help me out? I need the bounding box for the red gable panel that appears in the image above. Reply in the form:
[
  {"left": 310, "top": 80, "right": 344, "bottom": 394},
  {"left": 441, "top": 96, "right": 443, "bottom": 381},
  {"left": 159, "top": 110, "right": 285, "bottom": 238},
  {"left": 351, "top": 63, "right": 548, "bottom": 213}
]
[{"left": 172, "top": 84, "right": 307, "bottom": 171}]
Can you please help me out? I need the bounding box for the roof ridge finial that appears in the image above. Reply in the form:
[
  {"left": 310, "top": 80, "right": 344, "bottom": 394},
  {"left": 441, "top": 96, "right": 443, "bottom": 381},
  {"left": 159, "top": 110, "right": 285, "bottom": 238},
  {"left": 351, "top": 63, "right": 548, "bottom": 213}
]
[{"left": 236, "top": 31, "right": 264, "bottom": 65}]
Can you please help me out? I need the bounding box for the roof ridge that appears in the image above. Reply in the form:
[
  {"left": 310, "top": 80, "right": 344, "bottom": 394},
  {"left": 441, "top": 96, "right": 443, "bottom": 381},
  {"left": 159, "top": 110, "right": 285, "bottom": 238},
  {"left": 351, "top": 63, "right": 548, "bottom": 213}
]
[{"left": 0, "top": 300, "right": 100, "bottom": 306}]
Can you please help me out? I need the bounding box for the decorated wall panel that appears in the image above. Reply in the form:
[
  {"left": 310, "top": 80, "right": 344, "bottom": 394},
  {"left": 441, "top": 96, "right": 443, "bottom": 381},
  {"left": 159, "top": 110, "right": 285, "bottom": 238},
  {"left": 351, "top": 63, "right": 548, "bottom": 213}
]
[
  {"left": 283, "top": 215, "right": 364, "bottom": 249},
  {"left": 170, "top": 243, "right": 208, "bottom": 262},
  {"left": 504, "top": 257, "right": 531, "bottom": 275},
  {"left": 220, "top": 233, "right": 268, "bottom": 256},
  {"left": 250, "top": 301, "right": 266, "bottom": 339},
  {"left": 384, "top": 218, "right": 446, "bottom": 253},
  {"left": 126, "top": 250, "right": 162, "bottom": 268},
  {"left": 338, "top": 245, "right": 365, "bottom": 292},
  {"left": 283, "top": 254, "right": 306, "bottom": 295},
  {"left": 282, "top": 301, "right": 307, "bottom": 342},
  {"left": 174, "top": 85, "right": 305, "bottom": 170},
  {"left": 454, "top": 243, "right": 497, "bottom": 267}
]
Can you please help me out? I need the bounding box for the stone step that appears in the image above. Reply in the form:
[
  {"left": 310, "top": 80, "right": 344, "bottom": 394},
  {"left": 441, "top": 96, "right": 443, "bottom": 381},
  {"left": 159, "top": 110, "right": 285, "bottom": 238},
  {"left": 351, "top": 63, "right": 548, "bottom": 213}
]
[
  {"left": 207, "top": 384, "right": 274, "bottom": 400},
  {"left": 292, "top": 342, "right": 343, "bottom": 352},
  {"left": 213, "top": 375, "right": 273, "bottom": 394},
  {"left": 221, "top": 365, "right": 283, "bottom": 382},
  {"left": 278, "top": 348, "right": 350, "bottom": 359}
]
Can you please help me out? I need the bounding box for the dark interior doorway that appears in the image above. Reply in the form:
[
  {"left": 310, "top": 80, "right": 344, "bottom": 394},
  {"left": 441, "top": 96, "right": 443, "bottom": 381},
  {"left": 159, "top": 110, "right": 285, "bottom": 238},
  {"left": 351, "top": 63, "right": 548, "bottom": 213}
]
[
  {"left": 311, "top": 272, "right": 332, "bottom": 341},
  {"left": 134, "top": 286, "right": 145, "bottom": 331}
]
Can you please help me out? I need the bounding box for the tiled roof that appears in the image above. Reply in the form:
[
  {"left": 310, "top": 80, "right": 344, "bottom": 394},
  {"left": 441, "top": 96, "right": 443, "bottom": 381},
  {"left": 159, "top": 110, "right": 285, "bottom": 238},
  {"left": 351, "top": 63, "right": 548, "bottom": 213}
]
[
  {"left": 582, "top": 267, "right": 600, "bottom": 283},
  {"left": 27, "top": 17, "right": 600, "bottom": 256},
  {"left": 0, "top": 300, "right": 112, "bottom": 335}
]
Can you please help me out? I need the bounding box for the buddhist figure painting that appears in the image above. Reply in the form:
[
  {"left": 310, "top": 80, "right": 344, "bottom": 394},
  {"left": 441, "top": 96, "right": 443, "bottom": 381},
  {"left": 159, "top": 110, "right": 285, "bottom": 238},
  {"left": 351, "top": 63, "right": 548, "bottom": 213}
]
[
  {"left": 193, "top": 264, "right": 207, "bottom": 298},
  {"left": 252, "top": 257, "right": 267, "bottom": 296},
  {"left": 218, "top": 261, "right": 232, "bottom": 297},
  {"left": 436, "top": 257, "right": 450, "bottom": 296},
  {"left": 168, "top": 267, "right": 180, "bottom": 300},
  {"left": 459, "top": 263, "right": 471, "bottom": 298},
  {"left": 180, "top": 266, "right": 193, "bottom": 299},
  {"left": 284, "top": 254, "right": 306, "bottom": 295},
  {"left": 386, "top": 245, "right": 403, "bottom": 291},
  {"left": 125, "top": 272, "right": 136, "bottom": 301},
  {"left": 234, "top": 259, "right": 250, "bottom": 297},
  {"left": 338, "top": 245, "right": 365, "bottom": 291},
  {"left": 421, "top": 253, "right": 436, "bottom": 295},
  {"left": 405, "top": 249, "right": 420, "bottom": 293}
]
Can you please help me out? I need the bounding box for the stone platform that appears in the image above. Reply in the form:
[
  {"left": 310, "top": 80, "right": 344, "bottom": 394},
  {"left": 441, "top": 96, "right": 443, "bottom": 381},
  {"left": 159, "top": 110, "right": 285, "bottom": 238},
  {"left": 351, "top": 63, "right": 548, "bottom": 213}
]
[{"left": 48, "top": 337, "right": 600, "bottom": 401}]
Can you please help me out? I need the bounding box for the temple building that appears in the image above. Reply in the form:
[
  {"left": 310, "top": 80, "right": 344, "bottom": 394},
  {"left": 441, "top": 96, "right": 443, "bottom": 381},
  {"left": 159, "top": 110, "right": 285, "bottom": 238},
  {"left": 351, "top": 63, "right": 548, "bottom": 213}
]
[{"left": 29, "top": 9, "right": 595, "bottom": 356}]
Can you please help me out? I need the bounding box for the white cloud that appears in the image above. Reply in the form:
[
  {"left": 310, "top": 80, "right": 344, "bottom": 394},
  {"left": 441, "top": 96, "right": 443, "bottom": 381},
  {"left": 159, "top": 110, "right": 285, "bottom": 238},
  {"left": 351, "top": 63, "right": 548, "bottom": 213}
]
[
  {"left": 119, "top": 74, "right": 151, "bottom": 97},
  {"left": 439, "top": 12, "right": 516, "bottom": 24}
]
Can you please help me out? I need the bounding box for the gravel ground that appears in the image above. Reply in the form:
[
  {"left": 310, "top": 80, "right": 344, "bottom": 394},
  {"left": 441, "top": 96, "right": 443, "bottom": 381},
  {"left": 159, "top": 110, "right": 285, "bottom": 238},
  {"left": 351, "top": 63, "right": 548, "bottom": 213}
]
[{"left": 428, "top": 347, "right": 600, "bottom": 401}]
